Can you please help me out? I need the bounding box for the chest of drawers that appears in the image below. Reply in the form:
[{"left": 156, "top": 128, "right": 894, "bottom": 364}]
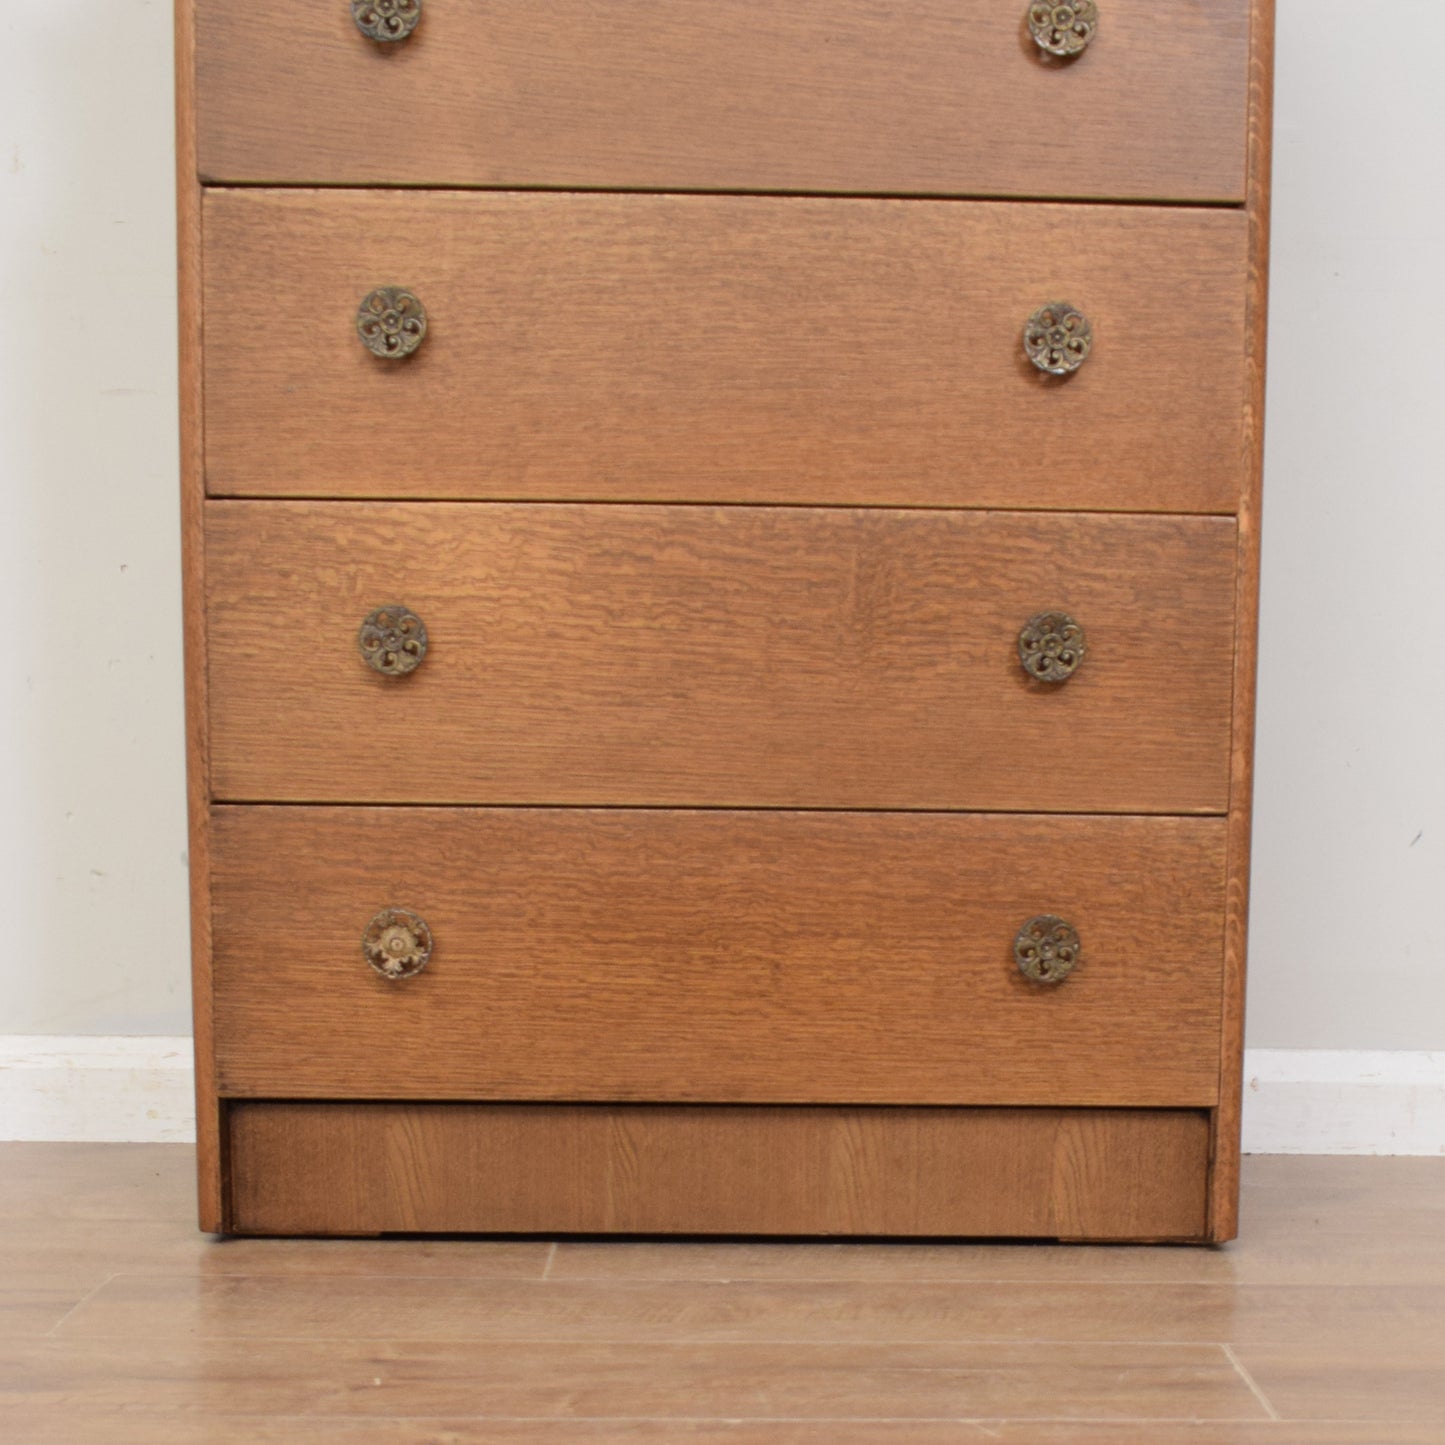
[{"left": 177, "top": 0, "right": 1273, "bottom": 1241}]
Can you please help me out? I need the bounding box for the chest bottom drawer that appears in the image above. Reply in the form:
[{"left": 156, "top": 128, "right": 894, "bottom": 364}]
[{"left": 212, "top": 807, "right": 1226, "bottom": 1107}]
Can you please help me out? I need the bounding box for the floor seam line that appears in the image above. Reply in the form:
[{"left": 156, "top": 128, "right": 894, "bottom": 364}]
[
  {"left": 43, "top": 1272, "right": 118, "bottom": 1339},
  {"left": 1222, "top": 1342, "right": 1282, "bottom": 1421},
  {"left": 0, "top": 1411, "right": 1318, "bottom": 1425},
  {"left": 33, "top": 1333, "right": 1269, "bottom": 1347}
]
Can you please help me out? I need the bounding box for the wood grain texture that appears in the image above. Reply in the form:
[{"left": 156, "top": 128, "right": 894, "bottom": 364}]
[
  {"left": 205, "top": 503, "right": 1237, "bottom": 812},
  {"left": 66, "top": 1259, "right": 1445, "bottom": 1351},
  {"left": 210, "top": 807, "right": 1226, "bottom": 1105},
  {"left": 14, "top": 1146, "right": 1445, "bottom": 1287},
  {"left": 1209, "top": 0, "right": 1276, "bottom": 1244},
  {"left": 552, "top": 1161, "right": 1445, "bottom": 1288},
  {"left": 10, "top": 1150, "right": 1444, "bottom": 1437},
  {"left": 0, "top": 1351, "right": 1268, "bottom": 1443},
  {"left": 200, "top": 191, "right": 1248, "bottom": 511},
  {"left": 174, "top": 0, "right": 221, "bottom": 1233},
  {"left": 1, "top": 1422, "right": 1430, "bottom": 1445},
  {"left": 224, "top": 1104, "right": 1211, "bottom": 1239},
  {"left": 181, "top": 0, "right": 1270, "bottom": 1245},
  {"left": 192, "top": 1, "right": 1250, "bottom": 201}
]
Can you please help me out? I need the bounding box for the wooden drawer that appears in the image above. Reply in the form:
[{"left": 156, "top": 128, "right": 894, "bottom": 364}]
[
  {"left": 206, "top": 502, "right": 1237, "bottom": 813},
  {"left": 202, "top": 191, "right": 1248, "bottom": 512},
  {"left": 227, "top": 1103, "right": 1213, "bottom": 1240},
  {"left": 194, "top": 1, "right": 1250, "bottom": 202},
  {"left": 211, "top": 807, "right": 1228, "bottom": 1106}
]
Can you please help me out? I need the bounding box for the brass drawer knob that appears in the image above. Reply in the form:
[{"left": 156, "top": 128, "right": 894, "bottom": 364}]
[
  {"left": 352, "top": 0, "right": 422, "bottom": 42},
  {"left": 1015, "top": 915, "right": 1081, "bottom": 984},
  {"left": 358, "top": 605, "right": 428, "bottom": 676},
  {"left": 1019, "top": 611, "right": 1086, "bottom": 683},
  {"left": 357, "top": 287, "right": 427, "bottom": 359},
  {"left": 363, "top": 908, "right": 433, "bottom": 979},
  {"left": 1027, "top": 2, "right": 1098, "bottom": 57},
  {"left": 1024, "top": 302, "right": 1092, "bottom": 375}
]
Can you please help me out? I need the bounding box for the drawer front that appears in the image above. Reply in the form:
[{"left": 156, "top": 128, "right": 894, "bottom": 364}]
[
  {"left": 206, "top": 503, "right": 1237, "bottom": 813},
  {"left": 195, "top": 1, "right": 1250, "bottom": 202},
  {"left": 227, "top": 1103, "right": 1212, "bottom": 1240},
  {"left": 211, "top": 808, "right": 1228, "bottom": 1106},
  {"left": 202, "top": 191, "right": 1248, "bottom": 512}
]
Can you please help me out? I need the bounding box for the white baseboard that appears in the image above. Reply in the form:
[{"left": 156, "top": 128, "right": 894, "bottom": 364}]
[
  {"left": 0, "top": 1036, "right": 196, "bottom": 1143},
  {"left": 1241, "top": 1048, "right": 1445, "bottom": 1155},
  {"left": 2, "top": 1038, "right": 1443, "bottom": 1154}
]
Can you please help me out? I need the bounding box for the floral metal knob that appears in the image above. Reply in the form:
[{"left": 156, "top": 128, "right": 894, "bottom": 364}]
[
  {"left": 1015, "top": 915, "right": 1081, "bottom": 985},
  {"left": 352, "top": 0, "right": 422, "bottom": 42},
  {"left": 357, "top": 287, "right": 427, "bottom": 359},
  {"left": 363, "top": 908, "right": 433, "bottom": 980},
  {"left": 1027, "top": 2, "right": 1098, "bottom": 57},
  {"left": 358, "top": 605, "right": 428, "bottom": 676},
  {"left": 1024, "top": 302, "right": 1092, "bottom": 375},
  {"left": 1019, "top": 611, "right": 1086, "bottom": 683}
]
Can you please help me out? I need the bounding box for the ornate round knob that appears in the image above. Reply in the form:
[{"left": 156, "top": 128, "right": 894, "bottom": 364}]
[
  {"left": 363, "top": 908, "right": 433, "bottom": 980},
  {"left": 358, "top": 605, "right": 428, "bottom": 676},
  {"left": 1027, "top": 2, "right": 1098, "bottom": 57},
  {"left": 357, "top": 287, "right": 427, "bottom": 359},
  {"left": 1024, "top": 302, "right": 1092, "bottom": 375},
  {"left": 352, "top": 0, "right": 422, "bottom": 43},
  {"left": 1019, "top": 611, "right": 1086, "bottom": 683},
  {"left": 1015, "top": 915, "right": 1081, "bottom": 985}
]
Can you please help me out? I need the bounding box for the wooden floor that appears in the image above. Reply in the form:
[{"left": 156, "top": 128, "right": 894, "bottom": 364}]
[{"left": 2, "top": 1147, "right": 1443, "bottom": 1442}]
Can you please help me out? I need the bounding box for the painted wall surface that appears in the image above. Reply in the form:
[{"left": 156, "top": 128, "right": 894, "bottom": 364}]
[
  {"left": 1250, "top": 2, "right": 1445, "bottom": 1047},
  {"left": 2, "top": 0, "right": 190, "bottom": 1035},
  {"left": 1, "top": 2, "right": 1442, "bottom": 1047}
]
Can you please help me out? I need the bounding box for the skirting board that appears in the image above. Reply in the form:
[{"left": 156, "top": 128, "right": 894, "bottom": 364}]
[
  {"left": 0, "top": 1036, "right": 195, "bottom": 1144},
  {"left": 1243, "top": 1049, "right": 1445, "bottom": 1156},
  {"left": 1, "top": 1038, "right": 1443, "bottom": 1154}
]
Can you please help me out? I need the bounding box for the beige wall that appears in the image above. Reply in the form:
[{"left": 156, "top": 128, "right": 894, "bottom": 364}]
[
  {"left": 2, "top": 2, "right": 1441, "bottom": 1046},
  {"left": 2, "top": 0, "right": 189, "bottom": 1034},
  {"left": 1251, "top": 2, "right": 1445, "bottom": 1046}
]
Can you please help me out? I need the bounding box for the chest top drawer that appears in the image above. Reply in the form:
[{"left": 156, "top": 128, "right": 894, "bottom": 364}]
[{"left": 194, "top": 1, "right": 1251, "bottom": 201}]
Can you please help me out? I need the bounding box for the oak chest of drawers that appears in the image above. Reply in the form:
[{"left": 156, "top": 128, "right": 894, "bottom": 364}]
[{"left": 177, "top": 0, "right": 1273, "bottom": 1240}]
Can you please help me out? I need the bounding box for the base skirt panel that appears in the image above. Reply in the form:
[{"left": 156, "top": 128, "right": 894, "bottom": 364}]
[{"left": 226, "top": 1102, "right": 1213, "bottom": 1241}]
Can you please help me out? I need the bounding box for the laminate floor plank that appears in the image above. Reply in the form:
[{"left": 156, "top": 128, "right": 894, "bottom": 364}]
[
  {"left": 0, "top": 1277, "right": 104, "bottom": 1339},
  {"left": 52, "top": 1271, "right": 1445, "bottom": 1352},
  {"left": 1, "top": 1416, "right": 1441, "bottom": 1445},
  {"left": 549, "top": 1214, "right": 1445, "bottom": 1288},
  {"left": 931, "top": 1430, "right": 1445, "bottom": 1444},
  {"left": 3, "top": 1146, "right": 1444, "bottom": 1439},
  {"left": 1233, "top": 1345, "right": 1445, "bottom": 1425},
  {"left": 0, "top": 1142, "right": 188, "bottom": 1220},
  {"left": 0, "top": 1220, "right": 551, "bottom": 1285},
  {"left": 1242, "top": 1155, "right": 1445, "bottom": 1193},
  {"left": 0, "top": 1337, "right": 1259, "bottom": 1422},
  {"left": 0, "top": 1144, "right": 549, "bottom": 1280}
]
